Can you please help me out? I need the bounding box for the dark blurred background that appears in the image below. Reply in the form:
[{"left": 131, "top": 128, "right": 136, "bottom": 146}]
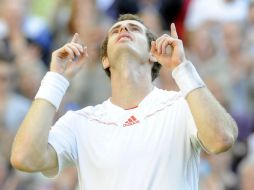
[{"left": 0, "top": 0, "right": 253, "bottom": 189}]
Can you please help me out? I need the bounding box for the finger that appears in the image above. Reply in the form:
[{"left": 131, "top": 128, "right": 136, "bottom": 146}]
[
  {"left": 156, "top": 34, "right": 169, "bottom": 54},
  {"left": 73, "top": 46, "right": 89, "bottom": 62},
  {"left": 71, "top": 42, "right": 84, "bottom": 53},
  {"left": 161, "top": 38, "right": 171, "bottom": 54},
  {"left": 63, "top": 46, "right": 75, "bottom": 60},
  {"left": 66, "top": 43, "right": 81, "bottom": 57},
  {"left": 155, "top": 36, "right": 164, "bottom": 54},
  {"left": 170, "top": 23, "right": 178, "bottom": 39},
  {"left": 71, "top": 33, "right": 79, "bottom": 43},
  {"left": 170, "top": 38, "right": 181, "bottom": 48},
  {"left": 77, "top": 48, "right": 88, "bottom": 64},
  {"left": 151, "top": 41, "right": 158, "bottom": 56},
  {"left": 156, "top": 34, "right": 170, "bottom": 54}
]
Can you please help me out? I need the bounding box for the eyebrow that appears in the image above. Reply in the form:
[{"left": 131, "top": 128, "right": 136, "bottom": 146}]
[{"left": 109, "top": 22, "right": 144, "bottom": 34}]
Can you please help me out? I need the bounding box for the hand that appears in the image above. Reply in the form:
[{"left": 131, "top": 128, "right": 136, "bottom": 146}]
[
  {"left": 151, "top": 23, "right": 186, "bottom": 70},
  {"left": 50, "top": 33, "right": 88, "bottom": 80}
]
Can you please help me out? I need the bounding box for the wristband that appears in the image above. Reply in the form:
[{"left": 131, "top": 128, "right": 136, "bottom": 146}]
[
  {"left": 172, "top": 61, "right": 205, "bottom": 97},
  {"left": 35, "top": 72, "right": 70, "bottom": 109}
]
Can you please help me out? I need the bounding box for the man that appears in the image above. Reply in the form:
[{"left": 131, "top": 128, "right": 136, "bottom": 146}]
[{"left": 11, "top": 14, "right": 238, "bottom": 190}]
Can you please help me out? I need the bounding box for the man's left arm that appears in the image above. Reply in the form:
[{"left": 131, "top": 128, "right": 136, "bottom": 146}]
[
  {"left": 151, "top": 23, "right": 238, "bottom": 154},
  {"left": 186, "top": 86, "right": 238, "bottom": 154}
]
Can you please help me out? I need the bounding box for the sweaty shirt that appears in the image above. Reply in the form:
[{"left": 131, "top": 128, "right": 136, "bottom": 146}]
[{"left": 43, "top": 87, "right": 201, "bottom": 190}]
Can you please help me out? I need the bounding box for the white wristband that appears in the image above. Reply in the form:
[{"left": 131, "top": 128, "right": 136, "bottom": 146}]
[
  {"left": 172, "top": 61, "right": 205, "bottom": 97},
  {"left": 35, "top": 72, "right": 70, "bottom": 109}
]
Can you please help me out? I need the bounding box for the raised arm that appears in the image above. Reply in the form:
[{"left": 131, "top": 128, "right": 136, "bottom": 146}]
[
  {"left": 11, "top": 33, "right": 88, "bottom": 172},
  {"left": 151, "top": 24, "right": 238, "bottom": 154}
]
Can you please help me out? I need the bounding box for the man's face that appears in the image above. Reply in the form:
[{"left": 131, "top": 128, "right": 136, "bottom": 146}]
[{"left": 106, "top": 20, "right": 150, "bottom": 66}]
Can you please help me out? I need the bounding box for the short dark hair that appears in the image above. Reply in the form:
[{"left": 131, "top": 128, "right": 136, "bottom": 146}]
[{"left": 100, "top": 14, "right": 161, "bottom": 81}]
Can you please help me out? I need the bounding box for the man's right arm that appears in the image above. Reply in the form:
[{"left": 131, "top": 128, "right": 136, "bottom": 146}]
[
  {"left": 11, "top": 99, "right": 58, "bottom": 172},
  {"left": 11, "top": 33, "right": 88, "bottom": 172}
]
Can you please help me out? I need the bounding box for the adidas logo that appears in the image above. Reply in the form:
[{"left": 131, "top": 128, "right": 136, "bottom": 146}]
[{"left": 123, "top": 115, "right": 140, "bottom": 127}]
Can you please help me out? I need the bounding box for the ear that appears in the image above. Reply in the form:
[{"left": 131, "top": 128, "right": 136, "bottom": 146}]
[
  {"left": 102, "top": 57, "right": 110, "bottom": 69},
  {"left": 149, "top": 53, "right": 157, "bottom": 64}
]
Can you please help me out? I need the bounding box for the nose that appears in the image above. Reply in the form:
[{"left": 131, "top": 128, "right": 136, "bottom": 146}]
[{"left": 119, "top": 25, "right": 128, "bottom": 32}]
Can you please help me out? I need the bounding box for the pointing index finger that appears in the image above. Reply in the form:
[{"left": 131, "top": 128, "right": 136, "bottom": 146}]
[
  {"left": 71, "top": 33, "right": 79, "bottom": 43},
  {"left": 170, "top": 23, "right": 178, "bottom": 39}
]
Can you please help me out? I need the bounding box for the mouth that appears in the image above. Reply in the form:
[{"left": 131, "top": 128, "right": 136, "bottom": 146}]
[{"left": 117, "top": 33, "right": 132, "bottom": 42}]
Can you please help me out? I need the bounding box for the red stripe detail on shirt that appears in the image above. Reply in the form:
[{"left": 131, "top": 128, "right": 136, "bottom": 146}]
[{"left": 76, "top": 112, "right": 118, "bottom": 126}]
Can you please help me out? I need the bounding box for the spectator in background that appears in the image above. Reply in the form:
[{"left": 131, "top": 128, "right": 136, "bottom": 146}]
[
  {"left": 17, "top": 63, "right": 47, "bottom": 100},
  {"left": 187, "top": 24, "right": 226, "bottom": 77},
  {"left": 245, "top": 1, "right": 254, "bottom": 55},
  {"left": 0, "top": 0, "right": 28, "bottom": 58},
  {"left": 51, "top": 0, "right": 72, "bottom": 50},
  {"left": 221, "top": 21, "right": 254, "bottom": 141},
  {"left": 98, "top": 0, "right": 187, "bottom": 38},
  {"left": 0, "top": 1, "right": 52, "bottom": 115},
  {"left": 185, "top": 0, "right": 248, "bottom": 32},
  {"left": 0, "top": 0, "right": 52, "bottom": 67},
  {"left": 66, "top": 0, "right": 112, "bottom": 108},
  {"left": 185, "top": 23, "right": 233, "bottom": 111},
  {"left": 0, "top": 57, "right": 33, "bottom": 190},
  {"left": 199, "top": 151, "right": 237, "bottom": 190},
  {"left": 201, "top": 151, "right": 238, "bottom": 190},
  {"left": 0, "top": 58, "right": 30, "bottom": 160},
  {"left": 23, "top": 16, "right": 52, "bottom": 66},
  {"left": 139, "top": 7, "right": 163, "bottom": 36},
  {"left": 245, "top": 1, "right": 254, "bottom": 121}
]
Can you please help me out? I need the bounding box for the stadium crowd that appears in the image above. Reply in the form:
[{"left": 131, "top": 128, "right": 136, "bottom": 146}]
[{"left": 0, "top": 0, "right": 253, "bottom": 189}]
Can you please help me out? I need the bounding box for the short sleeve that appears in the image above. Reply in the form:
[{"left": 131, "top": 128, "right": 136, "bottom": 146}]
[{"left": 42, "top": 111, "right": 77, "bottom": 178}]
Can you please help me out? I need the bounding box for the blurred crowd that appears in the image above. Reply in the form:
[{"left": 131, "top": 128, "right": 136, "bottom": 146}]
[{"left": 0, "top": 0, "right": 253, "bottom": 189}]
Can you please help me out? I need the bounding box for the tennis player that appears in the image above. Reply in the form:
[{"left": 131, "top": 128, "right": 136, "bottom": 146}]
[{"left": 11, "top": 14, "right": 238, "bottom": 190}]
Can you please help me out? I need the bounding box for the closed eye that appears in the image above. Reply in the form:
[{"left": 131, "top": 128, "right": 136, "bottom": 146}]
[
  {"left": 129, "top": 24, "right": 142, "bottom": 32},
  {"left": 111, "top": 28, "right": 118, "bottom": 34},
  {"left": 132, "top": 27, "right": 139, "bottom": 31}
]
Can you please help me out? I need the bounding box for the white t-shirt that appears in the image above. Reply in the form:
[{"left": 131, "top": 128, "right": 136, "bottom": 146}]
[{"left": 44, "top": 87, "right": 201, "bottom": 190}]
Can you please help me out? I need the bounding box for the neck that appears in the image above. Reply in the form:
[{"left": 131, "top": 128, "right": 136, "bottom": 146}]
[{"left": 110, "top": 54, "right": 153, "bottom": 109}]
